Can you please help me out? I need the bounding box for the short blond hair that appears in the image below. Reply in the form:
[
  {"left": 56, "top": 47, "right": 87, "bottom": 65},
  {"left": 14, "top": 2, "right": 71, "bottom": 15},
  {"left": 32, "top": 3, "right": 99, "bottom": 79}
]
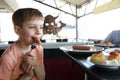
[{"left": 12, "top": 8, "right": 43, "bottom": 28}]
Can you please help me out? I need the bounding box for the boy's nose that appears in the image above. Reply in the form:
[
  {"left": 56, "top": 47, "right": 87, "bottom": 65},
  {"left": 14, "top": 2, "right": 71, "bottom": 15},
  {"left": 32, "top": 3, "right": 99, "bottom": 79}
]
[{"left": 36, "top": 27, "right": 43, "bottom": 35}]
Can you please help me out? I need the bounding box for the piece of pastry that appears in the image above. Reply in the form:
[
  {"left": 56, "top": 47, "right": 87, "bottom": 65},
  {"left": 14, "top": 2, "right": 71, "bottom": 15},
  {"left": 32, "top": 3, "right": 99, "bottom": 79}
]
[
  {"left": 31, "top": 37, "right": 41, "bottom": 49},
  {"left": 32, "top": 37, "right": 41, "bottom": 45},
  {"left": 91, "top": 52, "right": 105, "bottom": 64},
  {"left": 108, "top": 51, "right": 120, "bottom": 61},
  {"left": 114, "top": 49, "right": 120, "bottom": 53},
  {"left": 104, "top": 41, "right": 112, "bottom": 46},
  {"left": 72, "top": 45, "right": 91, "bottom": 50}
]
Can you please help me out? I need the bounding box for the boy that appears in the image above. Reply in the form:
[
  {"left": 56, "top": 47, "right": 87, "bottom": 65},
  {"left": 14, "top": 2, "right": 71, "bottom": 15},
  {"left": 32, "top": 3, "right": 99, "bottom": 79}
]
[{"left": 0, "top": 8, "right": 45, "bottom": 80}]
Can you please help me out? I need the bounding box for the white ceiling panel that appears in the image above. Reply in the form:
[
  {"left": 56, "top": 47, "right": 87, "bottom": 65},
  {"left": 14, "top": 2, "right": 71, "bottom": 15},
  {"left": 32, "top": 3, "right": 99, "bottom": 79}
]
[
  {"left": 62, "top": 0, "right": 93, "bottom": 6},
  {"left": 0, "top": 0, "right": 19, "bottom": 13}
]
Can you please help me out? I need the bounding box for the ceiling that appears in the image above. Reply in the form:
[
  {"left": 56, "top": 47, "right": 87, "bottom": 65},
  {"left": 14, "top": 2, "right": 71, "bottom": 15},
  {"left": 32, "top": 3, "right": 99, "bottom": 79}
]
[
  {"left": 33, "top": 0, "right": 96, "bottom": 18},
  {"left": 0, "top": 0, "right": 118, "bottom": 17},
  {"left": 64, "top": 0, "right": 93, "bottom": 6},
  {"left": 94, "top": 0, "right": 120, "bottom": 14},
  {"left": 0, "top": 0, "right": 93, "bottom": 13},
  {"left": 62, "top": 0, "right": 93, "bottom": 6},
  {"left": 0, "top": 0, "right": 19, "bottom": 13}
]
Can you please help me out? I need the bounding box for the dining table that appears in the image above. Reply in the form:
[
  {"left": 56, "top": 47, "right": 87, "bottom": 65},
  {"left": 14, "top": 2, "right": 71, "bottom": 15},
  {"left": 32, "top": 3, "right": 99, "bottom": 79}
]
[{"left": 59, "top": 46, "right": 120, "bottom": 80}]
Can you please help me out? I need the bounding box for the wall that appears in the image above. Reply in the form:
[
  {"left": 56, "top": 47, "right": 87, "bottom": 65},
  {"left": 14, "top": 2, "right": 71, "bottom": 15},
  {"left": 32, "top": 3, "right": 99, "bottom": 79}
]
[{"left": 44, "top": 49, "right": 85, "bottom": 80}]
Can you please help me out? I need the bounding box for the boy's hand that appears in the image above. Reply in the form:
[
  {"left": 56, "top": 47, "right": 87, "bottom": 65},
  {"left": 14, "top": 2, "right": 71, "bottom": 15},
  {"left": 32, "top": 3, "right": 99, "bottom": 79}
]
[
  {"left": 23, "top": 52, "right": 36, "bottom": 66},
  {"left": 20, "top": 62, "right": 34, "bottom": 77},
  {"left": 20, "top": 52, "right": 36, "bottom": 77}
]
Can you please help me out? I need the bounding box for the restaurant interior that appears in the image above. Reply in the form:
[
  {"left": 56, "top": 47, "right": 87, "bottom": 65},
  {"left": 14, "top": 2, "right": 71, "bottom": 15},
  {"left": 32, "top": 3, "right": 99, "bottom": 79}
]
[{"left": 0, "top": 0, "right": 120, "bottom": 80}]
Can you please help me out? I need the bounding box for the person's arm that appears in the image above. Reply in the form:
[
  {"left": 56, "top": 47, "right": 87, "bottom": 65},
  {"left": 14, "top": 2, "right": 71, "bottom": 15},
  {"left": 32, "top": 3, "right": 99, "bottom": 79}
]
[
  {"left": 18, "top": 73, "right": 32, "bottom": 80},
  {"left": 33, "top": 47, "right": 45, "bottom": 80},
  {"left": 101, "top": 31, "right": 113, "bottom": 43},
  {"left": 33, "top": 62, "right": 45, "bottom": 80},
  {"left": 22, "top": 50, "right": 45, "bottom": 80},
  {"left": 18, "top": 62, "right": 34, "bottom": 80}
]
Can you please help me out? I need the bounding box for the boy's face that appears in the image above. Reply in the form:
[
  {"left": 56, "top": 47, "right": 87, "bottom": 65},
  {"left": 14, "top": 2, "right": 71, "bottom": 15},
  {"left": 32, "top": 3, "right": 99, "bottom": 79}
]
[{"left": 18, "top": 17, "right": 43, "bottom": 45}]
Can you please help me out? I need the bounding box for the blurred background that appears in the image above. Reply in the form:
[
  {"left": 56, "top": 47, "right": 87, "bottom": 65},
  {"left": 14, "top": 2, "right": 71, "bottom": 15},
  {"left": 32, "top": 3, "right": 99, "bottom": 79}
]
[{"left": 0, "top": 0, "right": 120, "bottom": 43}]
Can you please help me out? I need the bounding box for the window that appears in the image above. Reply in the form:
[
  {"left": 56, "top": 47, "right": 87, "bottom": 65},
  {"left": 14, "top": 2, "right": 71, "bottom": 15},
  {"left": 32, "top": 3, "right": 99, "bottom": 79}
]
[
  {"left": 0, "top": 13, "right": 18, "bottom": 42},
  {"left": 0, "top": 8, "right": 120, "bottom": 42},
  {"left": 78, "top": 8, "right": 120, "bottom": 40}
]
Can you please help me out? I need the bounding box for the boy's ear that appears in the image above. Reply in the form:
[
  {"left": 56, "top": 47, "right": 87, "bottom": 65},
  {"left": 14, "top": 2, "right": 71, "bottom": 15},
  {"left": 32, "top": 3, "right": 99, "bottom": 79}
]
[{"left": 14, "top": 25, "right": 21, "bottom": 36}]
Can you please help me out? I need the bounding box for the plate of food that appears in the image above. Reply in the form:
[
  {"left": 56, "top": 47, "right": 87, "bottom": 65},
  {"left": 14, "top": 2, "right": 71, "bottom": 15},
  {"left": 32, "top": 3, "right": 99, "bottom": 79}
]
[
  {"left": 104, "top": 48, "right": 120, "bottom": 54},
  {"left": 94, "top": 41, "right": 115, "bottom": 48},
  {"left": 87, "top": 52, "right": 120, "bottom": 69},
  {"left": 59, "top": 45, "right": 104, "bottom": 53}
]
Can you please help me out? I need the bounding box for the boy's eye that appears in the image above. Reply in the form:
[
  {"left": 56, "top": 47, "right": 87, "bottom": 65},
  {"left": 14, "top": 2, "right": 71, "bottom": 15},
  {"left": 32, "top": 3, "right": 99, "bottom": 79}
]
[{"left": 29, "top": 26, "right": 35, "bottom": 28}]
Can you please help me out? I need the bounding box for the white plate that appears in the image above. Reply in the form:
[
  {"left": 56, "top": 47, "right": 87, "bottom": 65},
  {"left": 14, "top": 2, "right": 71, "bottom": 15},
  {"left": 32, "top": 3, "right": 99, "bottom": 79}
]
[
  {"left": 87, "top": 56, "right": 120, "bottom": 69},
  {"left": 104, "top": 48, "right": 120, "bottom": 54},
  {"left": 95, "top": 43, "right": 115, "bottom": 48},
  {"left": 59, "top": 45, "right": 104, "bottom": 53}
]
